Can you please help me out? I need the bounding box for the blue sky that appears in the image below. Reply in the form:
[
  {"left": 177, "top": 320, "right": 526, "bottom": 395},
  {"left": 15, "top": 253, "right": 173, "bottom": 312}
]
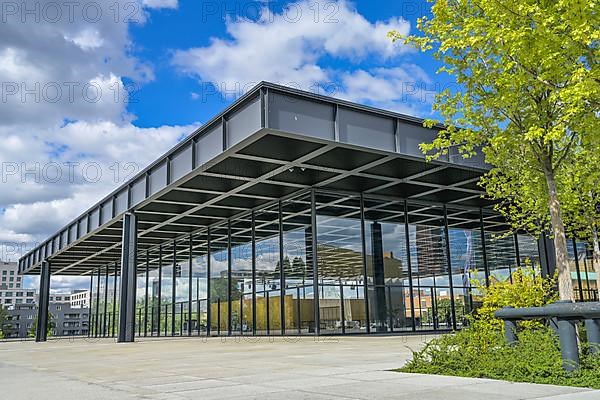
[
  {"left": 0, "top": 0, "right": 454, "bottom": 291},
  {"left": 126, "top": 0, "right": 448, "bottom": 127}
]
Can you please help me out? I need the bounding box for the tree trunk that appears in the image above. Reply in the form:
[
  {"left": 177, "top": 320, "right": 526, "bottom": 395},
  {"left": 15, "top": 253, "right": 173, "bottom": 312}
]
[
  {"left": 544, "top": 167, "right": 574, "bottom": 301},
  {"left": 592, "top": 225, "right": 600, "bottom": 300}
]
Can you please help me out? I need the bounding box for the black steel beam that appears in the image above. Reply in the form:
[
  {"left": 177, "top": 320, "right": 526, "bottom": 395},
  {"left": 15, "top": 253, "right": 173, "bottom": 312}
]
[
  {"left": 35, "top": 261, "right": 51, "bottom": 342},
  {"left": 118, "top": 213, "right": 138, "bottom": 343}
]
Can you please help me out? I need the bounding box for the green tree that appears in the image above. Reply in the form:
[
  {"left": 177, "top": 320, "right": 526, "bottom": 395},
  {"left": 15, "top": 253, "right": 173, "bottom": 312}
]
[
  {"left": 210, "top": 277, "right": 241, "bottom": 301},
  {"left": 291, "top": 256, "right": 306, "bottom": 278},
  {"left": 28, "top": 313, "right": 55, "bottom": 338},
  {"left": 0, "top": 305, "right": 7, "bottom": 339},
  {"left": 559, "top": 148, "right": 600, "bottom": 298},
  {"left": 275, "top": 256, "right": 292, "bottom": 277},
  {"left": 390, "top": 0, "right": 599, "bottom": 301}
]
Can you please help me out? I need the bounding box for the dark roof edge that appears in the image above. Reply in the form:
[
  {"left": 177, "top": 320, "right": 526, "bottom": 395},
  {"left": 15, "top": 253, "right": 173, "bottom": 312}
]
[{"left": 19, "top": 81, "right": 450, "bottom": 264}]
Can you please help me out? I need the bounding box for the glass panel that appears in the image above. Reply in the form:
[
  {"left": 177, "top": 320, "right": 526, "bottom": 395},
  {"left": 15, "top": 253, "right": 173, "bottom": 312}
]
[
  {"left": 580, "top": 243, "right": 598, "bottom": 301},
  {"left": 282, "top": 192, "right": 315, "bottom": 334},
  {"left": 175, "top": 238, "right": 190, "bottom": 336},
  {"left": 161, "top": 242, "right": 174, "bottom": 336},
  {"left": 148, "top": 249, "right": 161, "bottom": 336},
  {"left": 255, "top": 204, "right": 282, "bottom": 335},
  {"left": 407, "top": 202, "right": 451, "bottom": 331},
  {"left": 567, "top": 240, "right": 585, "bottom": 301},
  {"left": 186, "top": 233, "right": 208, "bottom": 335},
  {"left": 364, "top": 197, "right": 411, "bottom": 333},
  {"left": 446, "top": 206, "right": 485, "bottom": 326},
  {"left": 209, "top": 225, "right": 229, "bottom": 335},
  {"left": 517, "top": 234, "right": 541, "bottom": 272},
  {"left": 230, "top": 215, "right": 253, "bottom": 335},
  {"left": 316, "top": 192, "right": 367, "bottom": 334},
  {"left": 136, "top": 259, "right": 146, "bottom": 337},
  {"left": 90, "top": 273, "right": 97, "bottom": 337},
  {"left": 482, "top": 210, "right": 518, "bottom": 286}
]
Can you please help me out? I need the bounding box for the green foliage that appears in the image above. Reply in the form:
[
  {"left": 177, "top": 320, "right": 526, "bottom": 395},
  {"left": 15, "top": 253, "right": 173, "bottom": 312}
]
[
  {"left": 400, "top": 268, "right": 600, "bottom": 388},
  {"left": 0, "top": 305, "right": 7, "bottom": 339},
  {"left": 28, "top": 313, "right": 55, "bottom": 338},
  {"left": 473, "top": 267, "right": 557, "bottom": 330},
  {"left": 210, "top": 278, "right": 241, "bottom": 301},
  {"left": 421, "top": 298, "right": 466, "bottom": 328},
  {"left": 389, "top": 0, "right": 600, "bottom": 301}
]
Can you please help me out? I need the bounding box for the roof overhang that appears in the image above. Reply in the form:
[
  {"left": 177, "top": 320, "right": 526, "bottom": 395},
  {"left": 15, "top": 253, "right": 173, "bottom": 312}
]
[{"left": 19, "top": 82, "right": 497, "bottom": 276}]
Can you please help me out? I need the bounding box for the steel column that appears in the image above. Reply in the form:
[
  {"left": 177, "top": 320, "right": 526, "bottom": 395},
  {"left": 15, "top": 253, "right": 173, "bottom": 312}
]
[
  {"left": 118, "top": 212, "right": 138, "bottom": 343},
  {"left": 251, "top": 211, "right": 257, "bottom": 335},
  {"left": 359, "top": 193, "right": 371, "bottom": 334},
  {"left": 206, "top": 227, "right": 212, "bottom": 336},
  {"left": 572, "top": 239, "right": 584, "bottom": 302},
  {"left": 227, "top": 220, "right": 232, "bottom": 336},
  {"left": 512, "top": 234, "right": 520, "bottom": 284},
  {"left": 188, "top": 234, "right": 193, "bottom": 336},
  {"left": 279, "top": 200, "right": 285, "bottom": 335},
  {"left": 88, "top": 273, "right": 93, "bottom": 337},
  {"left": 103, "top": 266, "right": 109, "bottom": 336},
  {"left": 479, "top": 209, "right": 490, "bottom": 287},
  {"left": 158, "top": 244, "right": 162, "bottom": 337},
  {"left": 35, "top": 260, "right": 51, "bottom": 342},
  {"left": 172, "top": 239, "right": 176, "bottom": 336},
  {"left": 443, "top": 205, "right": 458, "bottom": 331},
  {"left": 112, "top": 262, "right": 118, "bottom": 337},
  {"left": 144, "top": 252, "right": 149, "bottom": 337},
  {"left": 95, "top": 268, "right": 100, "bottom": 337},
  {"left": 311, "top": 189, "right": 320, "bottom": 336},
  {"left": 404, "top": 199, "right": 416, "bottom": 332}
]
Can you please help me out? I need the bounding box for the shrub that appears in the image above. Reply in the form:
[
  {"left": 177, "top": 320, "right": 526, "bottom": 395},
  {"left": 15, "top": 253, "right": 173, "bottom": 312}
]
[{"left": 400, "top": 267, "right": 600, "bottom": 389}]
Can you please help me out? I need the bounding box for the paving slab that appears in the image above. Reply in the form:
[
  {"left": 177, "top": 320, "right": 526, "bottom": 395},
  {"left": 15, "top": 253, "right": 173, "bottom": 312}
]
[{"left": 0, "top": 336, "right": 597, "bottom": 400}]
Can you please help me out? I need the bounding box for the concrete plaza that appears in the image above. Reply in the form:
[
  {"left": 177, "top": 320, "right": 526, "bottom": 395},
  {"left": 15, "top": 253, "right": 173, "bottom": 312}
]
[{"left": 0, "top": 335, "right": 598, "bottom": 400}]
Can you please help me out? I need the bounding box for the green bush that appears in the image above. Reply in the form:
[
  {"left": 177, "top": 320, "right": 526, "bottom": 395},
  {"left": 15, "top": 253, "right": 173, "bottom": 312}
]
[{"left": 400, "top": 267, "right": 600, "bottom": 389}]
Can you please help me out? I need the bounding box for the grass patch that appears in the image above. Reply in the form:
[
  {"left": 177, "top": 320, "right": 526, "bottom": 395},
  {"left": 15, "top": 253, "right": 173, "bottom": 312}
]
[
  {"left": 398, "top": 268, "right": 600, "bottom": 389},
  {"left": 399, "top": 326, "right": 600, "bottom": 389}
]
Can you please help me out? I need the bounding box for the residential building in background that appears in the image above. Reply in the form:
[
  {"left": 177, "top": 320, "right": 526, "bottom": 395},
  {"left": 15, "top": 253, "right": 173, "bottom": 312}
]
[
  {"left": 0, "top": 261, "right": 37, "bottom": 310},
  {"left": 69, "top": 289, "right": 91, "bottom": 308},
  {"left": 2, "top": 302, "right": 89, "bottom": 339}
]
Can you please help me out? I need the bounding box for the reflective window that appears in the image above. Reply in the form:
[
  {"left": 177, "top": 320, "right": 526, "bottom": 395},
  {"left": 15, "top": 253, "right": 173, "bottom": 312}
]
[
  {"left": 317, "top": 192, "right": 366, "bottom": 334},
  {"left": 364, "top": 198, "right": 411, "bottom": 333}
]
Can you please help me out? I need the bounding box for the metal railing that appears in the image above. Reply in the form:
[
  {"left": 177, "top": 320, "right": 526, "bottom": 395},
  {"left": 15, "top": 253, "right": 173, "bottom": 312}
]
[{"left": 495, "top": 301, "right": 600, "bottom": 371}]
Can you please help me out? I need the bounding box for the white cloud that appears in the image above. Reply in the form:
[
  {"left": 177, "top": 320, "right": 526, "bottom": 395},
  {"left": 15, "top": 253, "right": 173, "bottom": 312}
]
[
  {"left": 0, "top": 0, "right": 190, "bottom": 261},
  {"left": 172, "top": 0, "right": 412, "bottom": 93},
  {"left": 143, "top": 0, "right": 178, "bottom": 9},
  {"left": 335, "top": 65, "right": 436, "bottom": 114},
  {"left": 64, "top": 29, "right": 105, "bottom": 51},
  {"left": 0, "top": 121, "right": 197, "bottom": 244}
]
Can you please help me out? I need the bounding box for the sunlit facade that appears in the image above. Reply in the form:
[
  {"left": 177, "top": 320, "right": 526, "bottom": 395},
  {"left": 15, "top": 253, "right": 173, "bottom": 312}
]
[{"left": 20, "top": 82, "right": 598, "bottom": 341}]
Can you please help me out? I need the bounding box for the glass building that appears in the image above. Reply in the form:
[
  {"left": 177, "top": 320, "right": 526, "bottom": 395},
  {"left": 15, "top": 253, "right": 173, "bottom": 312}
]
[{"left": 19, "top": 82, "right": 598, "bottom": 341}]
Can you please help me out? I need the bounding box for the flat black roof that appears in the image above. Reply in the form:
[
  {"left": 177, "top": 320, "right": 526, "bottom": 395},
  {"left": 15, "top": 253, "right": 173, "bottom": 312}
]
[{"left": 19, "top": 82, "right": 493, "bottom": 275}]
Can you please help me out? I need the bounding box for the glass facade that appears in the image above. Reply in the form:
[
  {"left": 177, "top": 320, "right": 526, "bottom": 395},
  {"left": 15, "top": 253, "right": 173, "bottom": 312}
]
[{"left": 88, "top": 189, "right": 598, "bottom": 338}]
